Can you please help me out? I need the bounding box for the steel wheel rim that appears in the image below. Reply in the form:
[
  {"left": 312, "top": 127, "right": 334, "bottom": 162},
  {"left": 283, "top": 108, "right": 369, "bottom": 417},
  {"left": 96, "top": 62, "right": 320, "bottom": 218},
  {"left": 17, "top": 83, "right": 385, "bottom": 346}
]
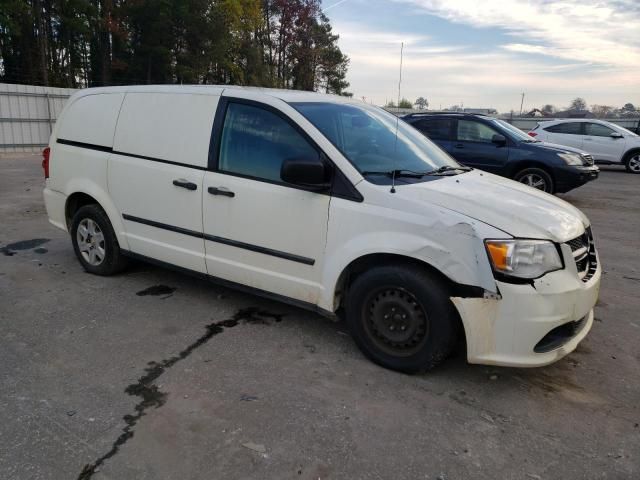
[
  {"left": 520, "top": 173, "right": 548, "bottom": 191},
  {"left": 629, "top": 155, "right": 640, "bottom": 172},
  {"left": 363, "top": 287, "right": 429, "bottom": 357},
  {"left": 76, "top": 218, "right": 105, "bottom": 266}
]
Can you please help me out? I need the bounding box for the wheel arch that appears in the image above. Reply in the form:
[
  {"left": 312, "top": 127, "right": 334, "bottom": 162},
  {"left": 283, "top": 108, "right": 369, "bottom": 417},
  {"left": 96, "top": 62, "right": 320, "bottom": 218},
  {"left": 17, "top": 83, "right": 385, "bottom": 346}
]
[
  {"left": 622, "top": 147, "right": 640, "bottom": 163},
  {"left": 508, "top": 160, "right": 555, "bottom": 180},
  {"left": 331, "top": 253, "right": 482, "bottom": 350},
  {"left": 63, "top": 182, "right": 129, "bottom": 250}
]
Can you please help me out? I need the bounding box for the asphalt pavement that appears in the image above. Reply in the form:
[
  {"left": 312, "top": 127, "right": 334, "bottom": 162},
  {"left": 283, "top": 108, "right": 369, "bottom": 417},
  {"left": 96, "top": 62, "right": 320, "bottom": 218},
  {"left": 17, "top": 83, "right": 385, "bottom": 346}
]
[{"left": 1, "top": 154, "right": 638, "bottom": 480}]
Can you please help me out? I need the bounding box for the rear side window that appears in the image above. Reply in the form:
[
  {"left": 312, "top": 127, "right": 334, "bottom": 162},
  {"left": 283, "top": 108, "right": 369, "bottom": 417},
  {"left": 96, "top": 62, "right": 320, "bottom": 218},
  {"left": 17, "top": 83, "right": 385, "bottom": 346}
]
[
  {"left": 584, "top": 123, "right": 615, "bottom": 137},
  {"left": 544, "top": 122, "right": 582, "bottom": 134},
  {"left": 456, "top": 119, "right": 497, "bottom": 143},
  {"left": 412, "top": 118, "right": 454, "bottom": 140},
  {"left": 218, "top": 102, "right": 318, "bottom": 182}
]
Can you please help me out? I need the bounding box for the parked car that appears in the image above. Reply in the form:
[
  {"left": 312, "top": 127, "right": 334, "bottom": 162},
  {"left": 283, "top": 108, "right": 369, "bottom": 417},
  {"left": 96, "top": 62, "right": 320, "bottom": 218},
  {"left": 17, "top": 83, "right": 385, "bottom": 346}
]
[
  {"left": 403, "top": 112, "right": 599, "bottom": 193},
  {"left": 528, "top": 119, "right": 640, "bottom": 174},
  {"left": 43, "top": 86, "right": 600, "bottom": 372}
]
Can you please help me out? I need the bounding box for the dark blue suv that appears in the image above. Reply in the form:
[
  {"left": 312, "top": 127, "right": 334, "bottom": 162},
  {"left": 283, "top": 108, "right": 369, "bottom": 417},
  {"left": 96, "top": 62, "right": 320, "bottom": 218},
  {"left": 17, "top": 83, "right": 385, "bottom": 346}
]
[{"left": 403, "top": 113, "right": 599, "bottom": 193}]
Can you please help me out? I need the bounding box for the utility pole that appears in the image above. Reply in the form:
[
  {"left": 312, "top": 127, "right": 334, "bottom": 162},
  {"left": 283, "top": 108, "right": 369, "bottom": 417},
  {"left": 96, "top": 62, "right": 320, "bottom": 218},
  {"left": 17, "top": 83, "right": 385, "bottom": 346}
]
[{"left": 519, "top": 92, "right": 525, "bottom": 116}]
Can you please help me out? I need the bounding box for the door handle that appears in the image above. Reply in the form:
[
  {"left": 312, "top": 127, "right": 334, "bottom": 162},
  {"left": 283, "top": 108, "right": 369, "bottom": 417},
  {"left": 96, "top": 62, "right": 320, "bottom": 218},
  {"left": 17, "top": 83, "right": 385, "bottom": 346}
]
[
  {"left": 454, "top": 143, "right": 464, "bottom": 148},
  {"left": 173, "top": 179, "right": 198, "bottom": 191},
  {"left": 208, "top": 186, "right": 235, "bottom": 198}
]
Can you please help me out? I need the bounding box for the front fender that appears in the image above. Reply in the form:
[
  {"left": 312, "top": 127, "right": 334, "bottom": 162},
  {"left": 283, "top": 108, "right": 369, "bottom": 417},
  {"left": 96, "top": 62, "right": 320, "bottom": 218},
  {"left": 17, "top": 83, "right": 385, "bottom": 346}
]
[{"left": 318, "top": 200, "right": 500, "bottom": 312}]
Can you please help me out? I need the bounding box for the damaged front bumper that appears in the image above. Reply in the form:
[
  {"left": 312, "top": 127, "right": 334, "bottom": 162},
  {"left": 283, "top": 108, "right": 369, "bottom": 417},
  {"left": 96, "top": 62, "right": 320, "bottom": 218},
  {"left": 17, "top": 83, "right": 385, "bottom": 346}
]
[{"left": 451, "top": 249, "right": 601, "bottom": 368}]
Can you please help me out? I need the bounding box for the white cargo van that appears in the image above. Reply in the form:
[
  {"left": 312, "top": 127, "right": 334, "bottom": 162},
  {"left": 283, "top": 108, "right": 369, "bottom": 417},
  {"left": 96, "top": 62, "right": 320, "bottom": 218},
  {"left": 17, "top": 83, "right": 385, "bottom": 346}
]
[{"left": 43, "top": 86, "right": 601, "bottom": 372}]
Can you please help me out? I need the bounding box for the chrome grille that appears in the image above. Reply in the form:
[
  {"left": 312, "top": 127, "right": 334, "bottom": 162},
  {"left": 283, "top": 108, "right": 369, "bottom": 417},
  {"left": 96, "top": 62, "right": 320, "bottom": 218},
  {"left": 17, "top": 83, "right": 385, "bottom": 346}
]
[
  {"left": 581, "top": 154, "right": 594, "bottom": 166},
  {"left": 567, "top": 227, "right": 597, "bottom": 282}
]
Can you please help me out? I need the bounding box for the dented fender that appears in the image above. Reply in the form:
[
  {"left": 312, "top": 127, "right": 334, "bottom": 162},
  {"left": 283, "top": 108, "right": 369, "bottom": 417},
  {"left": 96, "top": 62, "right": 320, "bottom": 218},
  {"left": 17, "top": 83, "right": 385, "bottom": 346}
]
[{"left": 319, "top": 190, "right": 506, "bottom": 312}]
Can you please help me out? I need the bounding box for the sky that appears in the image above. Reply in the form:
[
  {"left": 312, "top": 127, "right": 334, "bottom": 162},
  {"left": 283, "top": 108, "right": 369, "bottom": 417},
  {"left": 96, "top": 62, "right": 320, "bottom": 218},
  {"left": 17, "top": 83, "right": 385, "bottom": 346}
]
[{"left": 322, "top": 0, "right": 640, "bottom": 113}]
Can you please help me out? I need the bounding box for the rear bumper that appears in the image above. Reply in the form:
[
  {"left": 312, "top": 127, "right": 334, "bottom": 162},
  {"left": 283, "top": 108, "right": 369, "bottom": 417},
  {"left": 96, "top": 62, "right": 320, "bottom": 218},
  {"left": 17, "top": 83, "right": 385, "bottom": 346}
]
[
  {"left": 43, "top": 187, "right": 68, "bottom": 232},
  {"left": 555, "top": 165, "right": 599, "bottom": 193},
  {"left": 452, "top": 253, "right": 601, "bottom": 367}
]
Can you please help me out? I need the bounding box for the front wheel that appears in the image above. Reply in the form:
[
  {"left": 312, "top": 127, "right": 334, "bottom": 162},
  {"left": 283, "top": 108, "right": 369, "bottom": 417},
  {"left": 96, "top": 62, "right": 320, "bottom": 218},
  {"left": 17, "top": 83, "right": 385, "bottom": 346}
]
[
  {"left": 71, "top": 204, "right": 128, "bottom": 275},
  {"left": 345, "top": 264, "right": 459, "bottom": 373},
  {"left": 625, "top": 152, "right": 640, "bottom": 174},
  {"left": 514, "top": 167, "right": 554, "bottom": 193}
]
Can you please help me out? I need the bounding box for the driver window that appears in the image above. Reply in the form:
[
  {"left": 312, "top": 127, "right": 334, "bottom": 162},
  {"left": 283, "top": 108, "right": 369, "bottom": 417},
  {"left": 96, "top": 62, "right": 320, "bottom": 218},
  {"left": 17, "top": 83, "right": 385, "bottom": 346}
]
[
  {"left": 218, "top": 102, "right": 318, "bottom": 182},
  {"left": 457, "top": 120, "right": 497, "bottom": 143}
]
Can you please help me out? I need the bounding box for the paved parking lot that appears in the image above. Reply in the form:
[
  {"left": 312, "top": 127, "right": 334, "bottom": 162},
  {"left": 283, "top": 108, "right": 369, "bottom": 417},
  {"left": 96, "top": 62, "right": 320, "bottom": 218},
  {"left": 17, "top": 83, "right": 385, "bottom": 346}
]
[{"left": 1, "top": 154, "right": 639, "bottom": 480}]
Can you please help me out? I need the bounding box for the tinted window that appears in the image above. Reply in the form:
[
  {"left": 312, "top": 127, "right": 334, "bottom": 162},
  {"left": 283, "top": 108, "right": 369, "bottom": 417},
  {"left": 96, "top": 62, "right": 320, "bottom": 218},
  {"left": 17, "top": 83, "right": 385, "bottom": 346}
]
[
  {"left": 457, "top": 119, "right": 498, "bottom": 143},
  {"left": 292, "top": 102, "right": 459, "bottom": 178},
  {"left": 412, "top": 118, "right": 454, "bottom": 140},
  {"left": 544, "top": 122, "right": 582, "bottom": 134},
  {"left": 585, "top": 123, "right": 615, "bottom": 137},
  {"left": 219, "top": 102, "right": 318, "bottom": 182}
]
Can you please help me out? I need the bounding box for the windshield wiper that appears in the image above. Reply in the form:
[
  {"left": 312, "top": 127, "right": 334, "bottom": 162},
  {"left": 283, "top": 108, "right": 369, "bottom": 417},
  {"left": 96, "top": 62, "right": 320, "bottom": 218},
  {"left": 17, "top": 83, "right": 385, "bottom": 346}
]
[
  {"left": 361, "top": 169, "right": 428, "bottom": 178},
  {"left": 362, "top": 166, "right": 472, "bottom": 178},
  {"left": 423, "top": 165, "right": 473, "bottom": 175}
]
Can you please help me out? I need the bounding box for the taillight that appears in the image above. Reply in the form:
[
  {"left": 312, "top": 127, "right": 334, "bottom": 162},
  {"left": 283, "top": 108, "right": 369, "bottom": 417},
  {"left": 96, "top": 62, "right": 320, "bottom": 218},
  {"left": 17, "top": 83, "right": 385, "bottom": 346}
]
[
  {"left": 42, "top": 147, "right": 50, "bottom": 179},
  {"left": 528, "top": 132, "right": 538, "bottom": 137}
]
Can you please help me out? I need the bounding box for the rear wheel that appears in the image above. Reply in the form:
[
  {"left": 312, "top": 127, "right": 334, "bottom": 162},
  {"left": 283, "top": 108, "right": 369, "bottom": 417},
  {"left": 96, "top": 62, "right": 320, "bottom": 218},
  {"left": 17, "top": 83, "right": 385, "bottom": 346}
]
[
  {"left": 624, "top": 152, "right": 640, "bottom": 174},
  {"left": 71, "top": 204, "right": 127, "bottom": 275},
  {"left": 514, "top": 167, "right": 554, "bottom": 193},
  {"left": 345, "top": 264, "right": 458, "bottom": 373}
]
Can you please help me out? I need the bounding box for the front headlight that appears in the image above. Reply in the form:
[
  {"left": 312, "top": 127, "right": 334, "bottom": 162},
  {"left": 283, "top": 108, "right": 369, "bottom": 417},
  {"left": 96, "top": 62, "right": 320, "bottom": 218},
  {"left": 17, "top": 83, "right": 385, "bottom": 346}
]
[
  {"left": 558, "top": 152, "right": 584, "bottom": 166},
  {"left": 485, "top": 239, "right": 563, "bottom": 280}
]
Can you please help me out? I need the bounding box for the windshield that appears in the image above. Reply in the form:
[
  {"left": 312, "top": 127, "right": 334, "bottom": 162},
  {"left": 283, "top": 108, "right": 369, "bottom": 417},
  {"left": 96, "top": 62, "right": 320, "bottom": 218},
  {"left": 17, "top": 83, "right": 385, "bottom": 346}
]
[
  {"left": 291, "top": 102, "right": 460, "bottom": 182},
  {"left": 615, "top": 125, "right": 639, "bottom": 137},
  {"left": 492, "top": 119, "right": 538, "bottom": 142}
]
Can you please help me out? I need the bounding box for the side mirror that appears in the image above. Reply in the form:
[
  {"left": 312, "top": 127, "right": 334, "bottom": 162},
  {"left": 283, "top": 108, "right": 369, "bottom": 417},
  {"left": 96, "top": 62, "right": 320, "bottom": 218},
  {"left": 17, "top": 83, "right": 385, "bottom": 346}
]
[
  {"left": 492, "top": 133, "right": 507, "bottom": 145},
  {"left": 281, "top": 157, "right": 330, "bottom": 190},
  {"left": 610, "top": 132, "right": 624, "bottom": 139}
]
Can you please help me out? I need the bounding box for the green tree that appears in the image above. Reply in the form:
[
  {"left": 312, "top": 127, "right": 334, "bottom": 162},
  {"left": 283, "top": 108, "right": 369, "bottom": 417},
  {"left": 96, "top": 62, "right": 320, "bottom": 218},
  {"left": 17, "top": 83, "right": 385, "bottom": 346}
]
[
  {"left": 0, "top": 0, "right": 350, "bottom": 92},
  {"left": 398, "top": 98, "right": 412, "bottom": 109}
]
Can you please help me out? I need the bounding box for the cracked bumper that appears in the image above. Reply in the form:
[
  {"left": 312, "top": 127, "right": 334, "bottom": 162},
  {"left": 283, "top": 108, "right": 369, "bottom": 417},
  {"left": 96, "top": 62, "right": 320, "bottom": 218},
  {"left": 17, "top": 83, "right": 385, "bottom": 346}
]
[{"left": 451, "top": 259, "right": 601, "bottom": 368}]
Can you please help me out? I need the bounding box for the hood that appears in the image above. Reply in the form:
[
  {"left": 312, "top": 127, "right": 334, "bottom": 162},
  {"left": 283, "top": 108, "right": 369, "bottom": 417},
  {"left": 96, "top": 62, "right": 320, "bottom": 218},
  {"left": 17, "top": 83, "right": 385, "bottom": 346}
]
[
  {"left": 401, "top": 170, "right": 589, "bottom": 242},
  {"left": 533, "top": 141, "right": 588, "bottom": 155}
]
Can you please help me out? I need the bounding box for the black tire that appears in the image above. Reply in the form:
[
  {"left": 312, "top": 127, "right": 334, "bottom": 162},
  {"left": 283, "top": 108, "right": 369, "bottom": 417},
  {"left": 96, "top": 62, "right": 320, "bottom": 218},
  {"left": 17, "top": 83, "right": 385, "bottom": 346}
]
[
  {"left": 70, "top": 204, "right": 128, "bottom": 275},
  {"left": 513, "top": 167, "right": 554, "bottom": 193},
  {"left": 345, "top": 264, "right": 458, "bottom": 373},
  {"left": 624, "top": 151, "right": 640, "bottom": 174}
]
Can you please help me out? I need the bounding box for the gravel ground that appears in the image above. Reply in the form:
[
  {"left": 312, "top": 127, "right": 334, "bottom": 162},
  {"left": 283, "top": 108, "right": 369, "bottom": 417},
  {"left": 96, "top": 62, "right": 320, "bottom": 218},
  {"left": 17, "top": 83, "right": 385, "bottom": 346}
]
[{"left": 1, "top": 154, "right": 638, "bottom": 480}]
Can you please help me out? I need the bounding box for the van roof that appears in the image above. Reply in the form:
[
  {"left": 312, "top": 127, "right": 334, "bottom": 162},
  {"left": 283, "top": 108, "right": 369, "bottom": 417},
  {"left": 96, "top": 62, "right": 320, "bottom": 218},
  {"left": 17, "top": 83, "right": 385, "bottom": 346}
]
[{"left": 70, "top": 85, "right": 355, "bottom": 104}]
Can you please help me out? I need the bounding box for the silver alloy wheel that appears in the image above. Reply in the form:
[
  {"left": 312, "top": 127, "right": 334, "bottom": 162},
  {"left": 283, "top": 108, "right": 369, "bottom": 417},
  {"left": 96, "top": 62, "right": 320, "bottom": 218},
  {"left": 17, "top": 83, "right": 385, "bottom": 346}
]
[
  {"left": 520, "top": 173, "right": 548, "bottom": 191},
  {"left": 76, "top": 218, "right": 106, "bottom": 266},
  {"left": 629, "top": 154, "right": 640, "bottom": 173}
]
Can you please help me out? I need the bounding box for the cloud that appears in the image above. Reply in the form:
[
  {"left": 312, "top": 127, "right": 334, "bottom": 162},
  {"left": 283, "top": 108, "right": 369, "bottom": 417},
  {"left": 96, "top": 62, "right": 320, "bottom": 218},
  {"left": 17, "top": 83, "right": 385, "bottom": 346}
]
[
  {"left": 328, "top": 1, "right": 640, "bottom": 111},
  {"left": 396, "top": 0, "right": 640, "bottom": 68},
  {"left": 334, "top": 21, "right": 429, "bottom": 46}
]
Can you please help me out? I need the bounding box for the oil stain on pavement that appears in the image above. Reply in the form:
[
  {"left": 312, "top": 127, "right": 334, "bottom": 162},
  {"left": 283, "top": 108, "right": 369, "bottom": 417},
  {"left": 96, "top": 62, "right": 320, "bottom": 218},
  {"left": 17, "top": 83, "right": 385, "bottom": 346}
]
[
  {"left": 76, "top": 307, "right": 284, "bottom": 479},
  {"left": 1, "top": 238, "right": 50, "bottom": 256},
  {"left": 136, "top": 285, "right": 177, "bottom": 297}
]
